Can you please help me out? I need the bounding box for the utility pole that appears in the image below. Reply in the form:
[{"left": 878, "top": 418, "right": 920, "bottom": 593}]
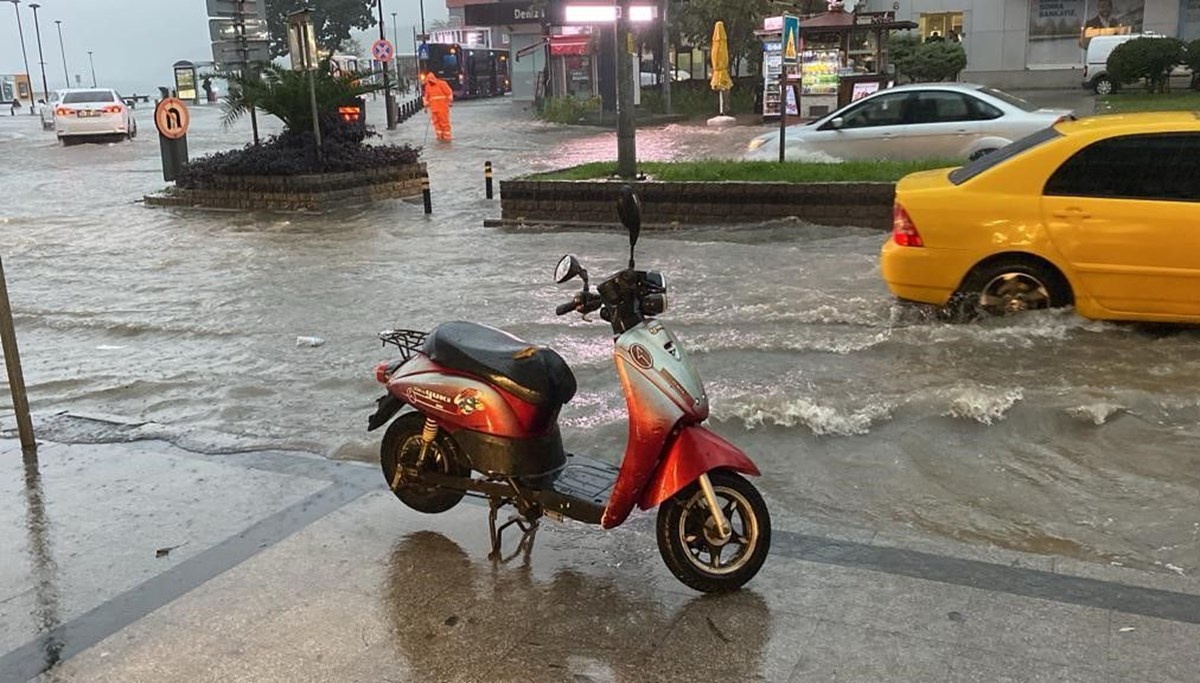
[
  {"left": 660, "top": 0, "right": 671, "bottom": 115},
  {"left": 391, "top": 12, "right": 400, "bottom": 89},
  {"left": 53, "top": 19, "right": 67, "bottom": 87},
  {"left": 27, "top": 3, "right": 49, "bottom": 102},
  {"left": 377, "top": 0, "right": 396, "bottom": 129},
  {"left": 7, "top": 1, "right": 35, "bottom": 113},
  {"left": 87, "top": 50, "right": 96, "bottom": 87},
  {"left": 0, "top": 256, "right": 36, "bottom": 456},
  {"left": 235, "top": 0, "right": 259, "bottom": 144},
  {"left": 615, "top": 0, "right": 637, "bottom": 179}
]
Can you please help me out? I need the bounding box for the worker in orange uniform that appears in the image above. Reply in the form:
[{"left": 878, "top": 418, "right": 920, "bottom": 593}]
[{"left": 423, "top": 72, "right": 454, "bottom": 142}]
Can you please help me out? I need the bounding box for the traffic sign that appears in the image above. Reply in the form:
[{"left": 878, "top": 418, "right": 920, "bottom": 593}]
[
  {"left": 212, "top": 39, "right": 270, "bottom": 65},
  {"left": 206, "top": 0, "right": 265, "bottom": 19},
  {"left": 209, "top": 17, "right": 269, "bottom": 43},
  {"left": 417, "top": 43, "right": 430, "bottom": 61},
  {"left": 155, "top": 97, "right": 190, "bottom": 140},
  {"left": 371, "top": 38, "right": 395, "bottom": 63},
  {"left": 782, "top": 14, "right": 800, "bottom": 66}
]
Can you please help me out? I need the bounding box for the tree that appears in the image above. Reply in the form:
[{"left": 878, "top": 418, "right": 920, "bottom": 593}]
[
  {"left": 1108, "top": 37, "right": 1185, "bottom": 93},
  {"left": 672, "top": 0, "right": 773, "bottom": 75},
  {"left": 889, "top": 32, "right": 966, "bottom": 82},
  {"left": 266, "top": 0, "right": 377, "bottom": 59},
  {"left": 1186, "top": 39, "right": 1200, "bottom": 91},
  {"left": 218, "top": 61, "right": 385, "bottom": 135}
]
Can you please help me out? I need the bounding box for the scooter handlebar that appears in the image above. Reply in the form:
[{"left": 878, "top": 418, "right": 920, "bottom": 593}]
[{"left": 555, "top": 291, "right": 602, "bottom": 316}]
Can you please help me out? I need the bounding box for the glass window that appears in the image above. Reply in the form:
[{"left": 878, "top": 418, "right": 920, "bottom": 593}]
[
  {"left": 968, "top": 96, "right": 1004, "bottom": 120},
  {"left": 838, "top": 92, "right": 910, "bottom": 129},
  {"left": 62, "top": 90, "right": 116, "bottom": 104},
  {"left": 979, "top": 86, "right": 1038, "bottom": 112},
  {"left": 1044, "top": 133, "right": 1200, "bottom": 202},
  {"left": 908, "top": 91, "right": 973, "bottom": 124},
  {"left": 950, "top": 126, "right": 1063, "bottom": 185}
]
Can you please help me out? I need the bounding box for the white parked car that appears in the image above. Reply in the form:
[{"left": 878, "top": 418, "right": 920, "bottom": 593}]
[
  {"left": 53, "top": 88, "right": 137, "bottom": 145},
  {"left": 639, "top": 68, "right": 691, "bottom": 88},
  {"left": 745, "top": 83, "right": 1072, "bottom": 163},
  {"left": 40, "top": 89, "right": 63, "bottom": 130}
]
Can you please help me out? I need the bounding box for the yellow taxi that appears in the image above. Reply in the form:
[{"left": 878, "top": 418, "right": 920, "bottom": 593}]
[{"left": 880, "top": 112, "right": 1200, "bottom": 322}]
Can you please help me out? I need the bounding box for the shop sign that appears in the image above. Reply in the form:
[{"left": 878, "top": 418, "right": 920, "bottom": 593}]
[{"left": 464, "top": 1, "right": 562, "bottom": 26}]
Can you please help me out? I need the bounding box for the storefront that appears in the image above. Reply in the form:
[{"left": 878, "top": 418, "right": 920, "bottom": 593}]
[
  {"left": 864, "top": 0, "right": 1200, "bottom": 86},
  {"left": 550, "top": 33, "right": 597, "bottom": 98}
]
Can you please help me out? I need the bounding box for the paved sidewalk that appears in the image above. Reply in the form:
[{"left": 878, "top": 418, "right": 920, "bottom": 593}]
[{"left": 1, "top": 438, "right": 1197, "bottom": 682}]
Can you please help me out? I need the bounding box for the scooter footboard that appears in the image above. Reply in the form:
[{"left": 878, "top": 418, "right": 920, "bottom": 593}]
[{"left": 638, "top": 425, "right": 760, "bottom": 511}]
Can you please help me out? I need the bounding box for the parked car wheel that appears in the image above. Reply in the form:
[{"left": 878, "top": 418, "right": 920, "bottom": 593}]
[
  {"left": 969, "top": 148, "right": 999, "bottom": 161},
  {"left": 943, "top": 258, "right": 1073, "bottom": 321},
  {"left": 1093, "top": 76, "right": 1116, "bottom": 95}
]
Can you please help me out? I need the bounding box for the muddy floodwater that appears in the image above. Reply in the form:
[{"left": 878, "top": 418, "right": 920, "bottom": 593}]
[{"left": 1, "top": 97, "right": 1197, "bottom": 578}]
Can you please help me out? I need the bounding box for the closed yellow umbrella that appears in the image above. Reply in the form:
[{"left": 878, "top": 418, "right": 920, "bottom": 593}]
[{"left": 710, "top": 21, "right": 734, "bottom": 96}]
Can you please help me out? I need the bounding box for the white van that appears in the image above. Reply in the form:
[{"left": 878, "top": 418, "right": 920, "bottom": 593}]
[{"left": 1083, "top": 33, "right": 1194, "bottom": 94}]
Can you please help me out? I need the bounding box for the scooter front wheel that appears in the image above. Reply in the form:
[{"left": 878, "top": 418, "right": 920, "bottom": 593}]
[
  {"left": 656, "top": 470, "right": 771, "bottom": 593},
  {"left": 381, "top": 412, "right": 470, "bottom": 514}
]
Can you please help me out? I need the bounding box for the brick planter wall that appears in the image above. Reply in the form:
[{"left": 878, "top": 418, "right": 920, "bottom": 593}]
[
  {"left": 499, "top": 179, "right": 896, "bottom": 230},
  {"left": 144, "top": 163, "right": 427, "bottom": 212}
]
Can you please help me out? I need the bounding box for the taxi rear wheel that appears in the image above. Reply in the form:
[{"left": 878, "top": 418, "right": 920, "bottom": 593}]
[{"left": 944, "top": 259, "right": 1072, "bottom": 322}]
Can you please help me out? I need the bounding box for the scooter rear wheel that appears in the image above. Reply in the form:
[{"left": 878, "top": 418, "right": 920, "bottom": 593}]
[
  {"left": 656, "top": 470, "right": 771, "bottom": 593},
  {"left": 381, "top": 412, "right": 470, "bottom": 514}
]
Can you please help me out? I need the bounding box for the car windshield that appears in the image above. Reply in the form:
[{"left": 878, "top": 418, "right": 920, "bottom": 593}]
[
  {"left": 949, "top": 126, "right": 1063, "bottom": 185},
  {"left": 979, "top": 87, "right": 1038, "bottom": 112},
  {"left": 62, "top": 90, "right": 116, "bottom": 104}
]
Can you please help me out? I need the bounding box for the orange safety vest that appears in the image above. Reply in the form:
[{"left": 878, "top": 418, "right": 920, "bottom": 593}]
[{"left": 424, "top": 78, "right": 454, "bottom": 107}]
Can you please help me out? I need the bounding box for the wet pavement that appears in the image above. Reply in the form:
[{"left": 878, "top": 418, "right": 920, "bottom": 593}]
[
  {"left": 2, "top": 437, "right": 1198, "bottom": 682},
  {"left": 1, "top": 89, "right": 1199, "bottom": 679}
]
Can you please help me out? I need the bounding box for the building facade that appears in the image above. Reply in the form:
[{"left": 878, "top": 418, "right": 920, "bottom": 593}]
[{"left": 868, "top": 0, "right": 1200, "bottom": 87}]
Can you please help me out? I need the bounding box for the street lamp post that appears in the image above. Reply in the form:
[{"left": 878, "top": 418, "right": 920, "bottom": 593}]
[
  {"left": 87, "top": 50, "right": 96, "bottom": 87},
  {"left": 391, "top": 11, "right": 401, "bottom": 90},
  {"left": 27, "top": 3, "right": 49, "bottom": 102},
  {"left": 6, "top": 0, "right": 34, "bottom": 113},
  {"left": 53, "top": 19, "right": 68, "bottom": 87}
]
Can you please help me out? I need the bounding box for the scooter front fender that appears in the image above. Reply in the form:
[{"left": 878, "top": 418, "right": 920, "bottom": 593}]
[
  {"left": 638, "top": 425, "right": 760, "bottom": 511},
  {"left": 367, "top": 393, "right": 405, "bottom": 431}
]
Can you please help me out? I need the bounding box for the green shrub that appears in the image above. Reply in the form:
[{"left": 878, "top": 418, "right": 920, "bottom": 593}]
[
  {"left": 639, "top": 77, "right": 756, "bottom": 118},
  {"left": 538, "top": 96, "right": 601, "bottom": 124},
  {"left": 1108, "top": 37, "right": 1185, "bottom": 93},
  {"left": 909, "top": 41, "right": 968, "bottom": 82},
  {"left": 888, "top": 32, "right": 922, "bottom": 82},
  {"left": 1185, "top": 39, "right": 1200, "bottom": 89}
]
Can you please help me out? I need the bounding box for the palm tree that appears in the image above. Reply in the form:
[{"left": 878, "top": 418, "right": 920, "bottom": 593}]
[{"left": 217, "top": 62, "right": 386, "bottom": 138}]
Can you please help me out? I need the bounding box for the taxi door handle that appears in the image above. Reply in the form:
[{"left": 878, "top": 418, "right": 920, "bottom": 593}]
[{"left": 1052, "top": 207, "right": 1091, "bottom": 219}]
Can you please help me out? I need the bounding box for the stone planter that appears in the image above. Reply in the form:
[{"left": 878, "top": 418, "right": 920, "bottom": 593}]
[
  {"left": 144, "top": 163, "right": 428, "bottom": 212},
  {"left": 497, "top": 178, "right": 895, "bottom": 230}
]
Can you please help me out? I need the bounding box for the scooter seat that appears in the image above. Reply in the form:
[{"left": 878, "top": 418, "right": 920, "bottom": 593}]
[{"left": 423, "top": 321, "right": 577, "bottom": 407}]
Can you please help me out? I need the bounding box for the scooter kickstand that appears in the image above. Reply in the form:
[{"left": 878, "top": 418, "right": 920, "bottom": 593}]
[{"left": 487, "top": 497, "right": 540, "bottom": 562}]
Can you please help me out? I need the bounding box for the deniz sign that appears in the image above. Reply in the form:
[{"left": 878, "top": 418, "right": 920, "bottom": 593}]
[{"left": 464, "top": 0, "right": 563, "bottom": 26}]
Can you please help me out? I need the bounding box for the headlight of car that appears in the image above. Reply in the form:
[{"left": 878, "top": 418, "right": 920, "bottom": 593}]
[{"left": 747, "top": 137, "right": 770, "bottom": 151}]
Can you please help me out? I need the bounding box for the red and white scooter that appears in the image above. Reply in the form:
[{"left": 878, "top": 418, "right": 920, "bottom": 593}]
[{"left": 368, "top": 187, "right": 770, "bottom": 592}]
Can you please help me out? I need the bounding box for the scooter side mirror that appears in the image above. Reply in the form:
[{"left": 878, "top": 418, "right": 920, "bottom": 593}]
[
  {"left": 616, "top": 186, "right": 641, "bottom": 267},
  {"left": 555, "top": 254, "right": 583, "bottom": 284}
]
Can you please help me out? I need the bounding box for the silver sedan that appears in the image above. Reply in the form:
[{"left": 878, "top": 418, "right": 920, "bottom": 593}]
[{"left": 745, "top": 83, "right": 1072, "bottom": 162}]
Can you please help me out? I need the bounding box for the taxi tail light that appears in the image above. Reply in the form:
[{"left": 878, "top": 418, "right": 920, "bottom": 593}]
[
  {"left": 56, "top": 107, "right": 75, "bottom": 116},
  {"left": 892, "top": 203, "right": 924, "bottom": 247},
  {"left": 102, "top": 104, "right": 124, "bottom": 114}
]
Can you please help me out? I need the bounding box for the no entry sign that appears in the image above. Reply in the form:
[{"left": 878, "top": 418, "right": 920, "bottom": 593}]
[{"left": 371, "top": 38, "right": 395, "bottom": 63}]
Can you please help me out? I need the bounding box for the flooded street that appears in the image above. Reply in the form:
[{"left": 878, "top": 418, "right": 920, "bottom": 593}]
[{"left": 1, "top": 96, "right": 1198, "bottom": 580}]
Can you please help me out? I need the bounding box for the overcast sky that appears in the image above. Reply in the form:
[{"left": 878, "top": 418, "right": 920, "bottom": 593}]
[{"left": 1, "top": 0, "right": 448, "bottom": 96}]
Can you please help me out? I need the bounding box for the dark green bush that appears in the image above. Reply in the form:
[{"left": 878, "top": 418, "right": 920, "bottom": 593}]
[
  {"left": 537, "top": 96, "right": 602, "bottom": 124},
  {"left": 639, "top": 77, "right": 756, "bottom": 118},
  {"left": 1185, "top": 39, "right": 1200, "bottom": 89},
  {"left": 176, "top": 120, "right": 420, "bottom": 189},
  {"left": 907, "top": 41, "right": 968, "bottom": 82},
  {"left": 888, "top": 32, "right": 922, "bottom": 82},
  {"left": 1108, "top": 37, "right": 1186, "bottom": 93}
]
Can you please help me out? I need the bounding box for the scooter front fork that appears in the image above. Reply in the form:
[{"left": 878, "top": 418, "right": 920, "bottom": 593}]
[
  {"left": 698, "top": 473, "right": 732, "bottom": 541},
  {"left": 389, "top": 417, "right": 440, "bottom": 491}
]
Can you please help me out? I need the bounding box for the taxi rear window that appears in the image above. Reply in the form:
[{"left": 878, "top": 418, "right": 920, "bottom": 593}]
[{"left": 949, "top": 126, "right": 1063, "bottom": 185}]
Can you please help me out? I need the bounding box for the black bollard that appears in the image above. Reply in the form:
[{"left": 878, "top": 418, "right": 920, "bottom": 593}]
[
  {"left": 484, "top": 161, "right": 494, "bottom": 200},
  {"left": 422, "top": 176, "right": 432, "bottom": 215}
]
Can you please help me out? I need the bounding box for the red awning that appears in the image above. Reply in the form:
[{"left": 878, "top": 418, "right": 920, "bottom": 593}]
[{"left": 550, "top": 36, "right": 591, "bottom": 56}]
